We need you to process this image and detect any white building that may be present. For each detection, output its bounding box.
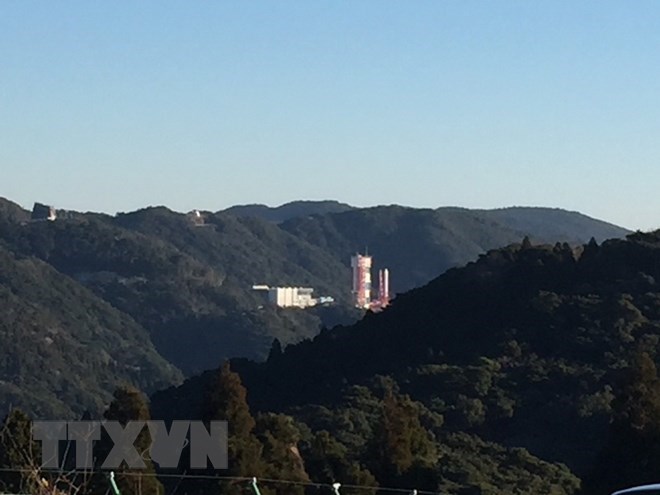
[268,287,317,308]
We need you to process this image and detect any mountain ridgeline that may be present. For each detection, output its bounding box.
[0,197,628,420]
[222,200,354,223]
[279,205,629,293]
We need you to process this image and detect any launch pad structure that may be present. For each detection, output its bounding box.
[351,252,390,311]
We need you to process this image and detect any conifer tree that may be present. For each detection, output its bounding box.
[255,413,309,495]
[612,352,660,433]
[204,361,265,494]
[304,430,347,483]
[304,430,377,495]
[366,387,438,487]
[93,386,163,495]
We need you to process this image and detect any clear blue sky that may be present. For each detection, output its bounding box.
[2,1,659,230]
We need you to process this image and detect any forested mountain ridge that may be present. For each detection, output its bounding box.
[111,206,353,303]
[0,198,30,223]
[475,206,630,245]
[0,198,628,380]
[279,205,629,293]
[222,200,354,223]
[0,209,350,376]
[152,230,660,494]
[0,196,631,430]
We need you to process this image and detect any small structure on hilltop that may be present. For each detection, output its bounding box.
[187,209,207,227]
[31,202,57,222]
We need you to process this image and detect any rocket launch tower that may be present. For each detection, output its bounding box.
[351,252,390,311]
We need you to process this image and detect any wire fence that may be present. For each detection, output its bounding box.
[0,467,443,495]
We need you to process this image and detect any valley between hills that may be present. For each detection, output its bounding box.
[4,197,654,494]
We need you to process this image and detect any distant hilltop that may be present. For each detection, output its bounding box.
[1,197,634,238]
[31,202,57,221]
[221,200,354,223]
[1,195,631,295]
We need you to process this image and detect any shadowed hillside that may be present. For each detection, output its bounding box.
[153,230,660,494]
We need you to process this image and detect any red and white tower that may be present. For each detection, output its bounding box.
[351,253,372,309]
[378,268,390,307]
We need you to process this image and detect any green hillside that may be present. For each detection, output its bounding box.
[112,206,353,302]
[152,231,660,494]
[0,196,635,452]
[0,198,631,380]
[0,244,182,418]
[0,204,358,375]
